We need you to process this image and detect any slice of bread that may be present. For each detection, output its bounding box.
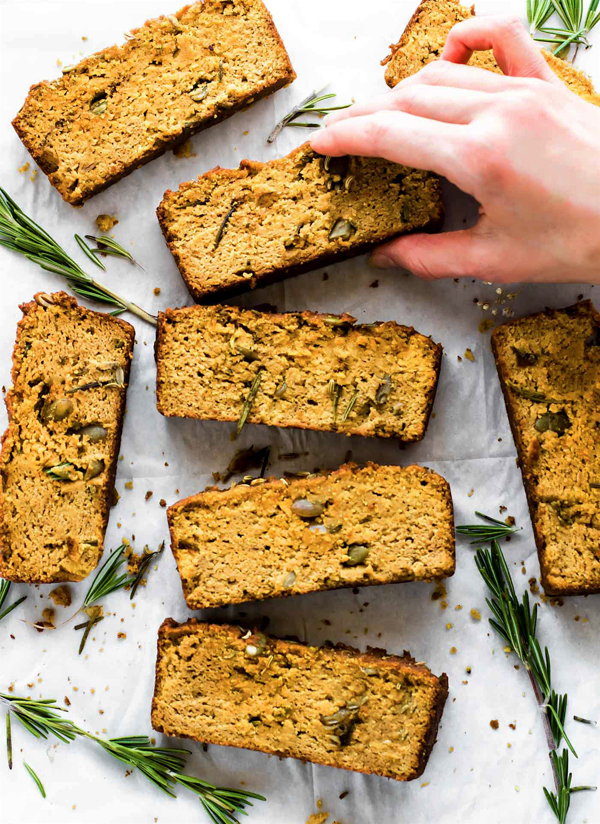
[492,301,600,596]
[13,0,295,205]
[382,0,600,106]
[152,619,449,781]
[168,462,456,609]
[0,293,134,583]
[155,304,442,442]
[157,142,443,303]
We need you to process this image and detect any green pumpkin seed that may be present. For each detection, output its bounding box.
[79,424,108,442]
[85,459,105,481]
[375,375,392,405]
[89,96,108,115]
[42,398,73,422]
[291,499,324,519]
[329,219,356,241]
[245,632,267,657]
[345,544,370,566]
[274,378,287,398]
[282,571,296,588]
[44,462,76,481]
[535,410,570,436]
[190,82,210,102]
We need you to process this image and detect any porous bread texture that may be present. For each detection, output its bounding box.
[12,0,295,206]
[0,293,134,583]
[157,143,444,303]
[382,0,600,106]
[152,619,449,781]
[169,462,456,608]
[492,301,600,596]
[155,304,442,441]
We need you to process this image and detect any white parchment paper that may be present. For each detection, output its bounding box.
[0,1,599,823]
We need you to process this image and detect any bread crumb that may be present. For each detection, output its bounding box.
[479,319,494,334]
[95,214,118,233]
[490,719,499,730]
[159,499,167,508]
[464,348,475,362]
[470,608,481,621]
[145,491,153,501]
[450,646,457,655]
[117,632,127,640]
[467,488,474,497]
[173,139,196,159]
[124,481,133,490]
[306,814,329,824]
[154,287,161,296]
[30,169,37,183]
[49,585,72,608]
[18,162,30,174]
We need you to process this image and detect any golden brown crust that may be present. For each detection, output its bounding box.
[152,618,449,781]
[167,461,456,608]
[492,301,600,596]
[382,0,600,107]
[156,142,444,303]
[154,304,443,442]
[12,0,295,206]
[0,292,135,583]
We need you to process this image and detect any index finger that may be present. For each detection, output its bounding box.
[442,14,562,84]
[309,109,464,180]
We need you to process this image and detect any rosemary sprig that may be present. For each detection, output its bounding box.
[0,579,27,623]
[0,189,156,326]
[528,0,600,59]
[83,545,130,607]
[0,692,264,823]
[455,511,522,544]
[24,762,46,798]
[84,234,137,264]
[459,515,596,824]
[267,87,351,143]
[235,367,264,437]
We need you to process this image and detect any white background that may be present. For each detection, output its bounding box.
[0,1,599,823]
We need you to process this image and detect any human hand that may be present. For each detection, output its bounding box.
[310,15,600,283]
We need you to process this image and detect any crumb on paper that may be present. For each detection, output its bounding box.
[159,499,167,508]
[95,214,118,233]
[154,287,161,296]
[450,646,457,655]
[117,632,127,640]
[467,488,474,497]
[306,814,329,824]
[470,608,481,621]
[18,162,30,174]
[431,582,447,603]
[490,719,499,730]
[479,318,494,334]
[464,348,475,362]
[173,139,196,159]
[145,491,153,501]
[30,169,37,183]
[49,585,72,608]
[124,481,133,490]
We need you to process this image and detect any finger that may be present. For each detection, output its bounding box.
[398,58,519,92]
[369,227,507,281]
[325,85,490,128]
[442,15,562,83]
[309,110,464,178]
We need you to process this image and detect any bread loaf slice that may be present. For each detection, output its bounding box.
[157,142,444,302]
[0,293,134,583]
[152,619,448,781]
[382,0,600,106]
[169,462,455,608]
[155,304,442,441]
[12,0,295,206]
[492,301,600,596]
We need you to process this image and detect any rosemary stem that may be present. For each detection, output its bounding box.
[526,666,562,795]
[90,279,157,326]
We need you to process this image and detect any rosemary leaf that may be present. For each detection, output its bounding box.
[0,692,264,821]
[0,580,27,623]
[236,368,264,437]
[267,87,351,143]
[6,712,12,770]
[83,545,130,607]
[23,762,46,798]
[75,234,106,271]
[0,189,156,326]
[455,511,522,544]
[214,202,238,249]
[129,542,165,600]
[341,387,359,423]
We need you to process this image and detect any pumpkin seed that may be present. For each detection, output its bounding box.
[291,499,324,519]
[79,424,108,442]
[322,314,355,327]
[245,632,267,657]
[236,345,260,362]
[85,459,105,481]
[282,571,296,588]
[329,219,356,241]
[166,13,182,30]
[44,462,76,481]
[114,366,125,386]
[190,82,210,102]
[375,375,392,405]
[320,698,365,747]
[508,383,557,403]
[42,398,73,422]
[512,347,538,366]
[323,155,350,178]
[345,544,370,566]
[89,96,108,115]
[309,524,328,535]
[274,378,288,398]
[535,410,571,436]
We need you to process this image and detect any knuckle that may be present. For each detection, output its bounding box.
[497,14,525,36]
[392,86,421,114]
[419,59,451,85]
[466,133,508,186]
[363,112,393,151]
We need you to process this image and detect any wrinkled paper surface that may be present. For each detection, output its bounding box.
[0,1,599,822]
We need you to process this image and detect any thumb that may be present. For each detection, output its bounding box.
[370,227,505,281]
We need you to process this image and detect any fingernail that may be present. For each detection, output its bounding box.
[369,253,395,269]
